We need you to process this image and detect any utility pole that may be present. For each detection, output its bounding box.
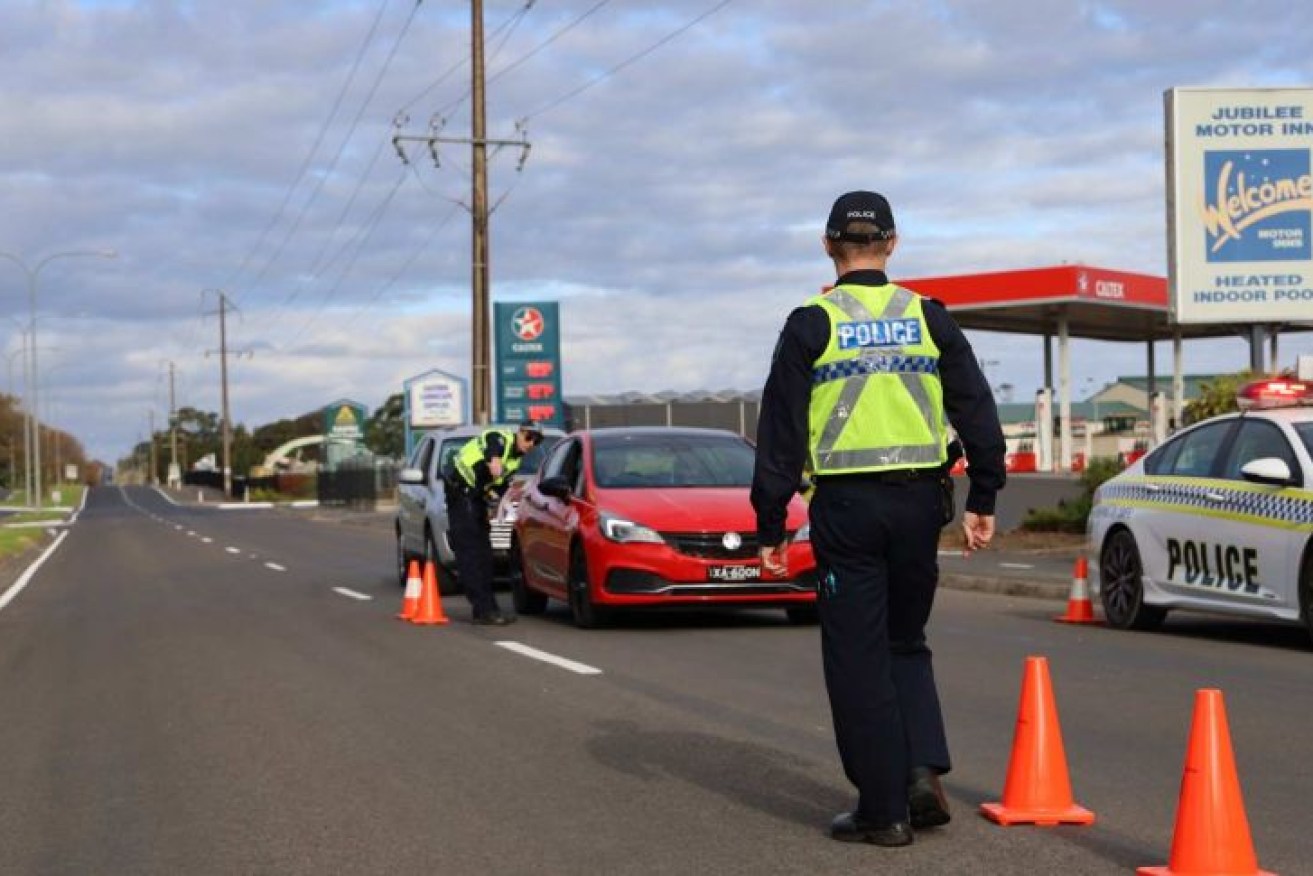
[163,359,179,487]
[203,290,249,497]
[392,0,531,425]
[148,408,158,486]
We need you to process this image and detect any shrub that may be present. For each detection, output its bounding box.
[1020,456,1123,533]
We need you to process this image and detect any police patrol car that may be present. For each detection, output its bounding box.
[1087,377,1313,641]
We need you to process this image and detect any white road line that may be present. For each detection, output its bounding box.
[0,530,70,613]
[265,562,287,572]
[201,537,213,544]
[495,641,603,676]
[225,547,241,555]
[333,587,372,601]
[187,531,197,537]
[999,562,1035,570]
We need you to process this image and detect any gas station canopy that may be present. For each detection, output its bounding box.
[897,264,1254,343]
[890,264,1312,472]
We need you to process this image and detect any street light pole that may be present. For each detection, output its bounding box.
[5,340,28,499]
[0,249,116,507]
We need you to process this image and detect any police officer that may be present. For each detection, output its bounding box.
[751,191,1005,847]
[445,421,545,625]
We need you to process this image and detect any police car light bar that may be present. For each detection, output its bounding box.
[1236,378,1313,409]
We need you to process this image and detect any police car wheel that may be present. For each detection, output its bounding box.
[568,543,608,629]
[509,539,547,615]
[1099,529,1166,631]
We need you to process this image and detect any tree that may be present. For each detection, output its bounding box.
[1183,371,1254,425]
[366,392,405,459]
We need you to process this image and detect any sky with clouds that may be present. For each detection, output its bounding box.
[3,0,1313,465]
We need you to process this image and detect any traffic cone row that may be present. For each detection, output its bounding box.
[982,656,1273,874]
[1054,555,1100,624]
[397,558,449,626]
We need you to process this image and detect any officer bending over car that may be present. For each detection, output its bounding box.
[444,421,545,625]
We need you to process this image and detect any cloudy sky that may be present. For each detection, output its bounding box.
[3,0,1313,465]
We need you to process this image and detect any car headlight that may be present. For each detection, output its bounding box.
[792,523,810,543]
[600,511,664,544]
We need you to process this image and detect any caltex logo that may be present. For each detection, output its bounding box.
[512,306,545,341]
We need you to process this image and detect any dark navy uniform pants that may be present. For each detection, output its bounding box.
[809,474,951,826]
[446,489,500,617]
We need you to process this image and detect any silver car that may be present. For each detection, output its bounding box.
[395,424,562,593]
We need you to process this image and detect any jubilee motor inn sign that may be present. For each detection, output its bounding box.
[1166,87,1313,324]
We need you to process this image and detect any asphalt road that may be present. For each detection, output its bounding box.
[1,485,1308,875]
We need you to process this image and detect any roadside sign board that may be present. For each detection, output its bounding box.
[1166,87,1313,324]
[402,368,469,459]
[323,399,367,441]
[494,301,564,427]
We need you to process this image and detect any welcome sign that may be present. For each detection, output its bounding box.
[1166,87,1313,323]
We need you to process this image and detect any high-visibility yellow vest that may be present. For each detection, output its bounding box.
[804,283,948,475]
[453,429,521,488]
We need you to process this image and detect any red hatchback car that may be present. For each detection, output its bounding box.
[510,426,817,627]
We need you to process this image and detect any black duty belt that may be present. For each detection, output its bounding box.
[817,468,942,485]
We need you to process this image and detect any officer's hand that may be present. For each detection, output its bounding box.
[759,544,788,578]
[962,512,995,554]
[488,457,504,479]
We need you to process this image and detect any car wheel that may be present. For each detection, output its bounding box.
[509,539,547,615]
[1099,529,1166,631]
[568,542,609,629]
[395,528,410,588]
[785,605,819,625]
[426,529,461,597]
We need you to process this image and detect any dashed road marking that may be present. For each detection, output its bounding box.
[225,547,241,555]
[333,587,372,601]
[495,641,603,676]
[999,562,1035,570]
[265,562,287,572]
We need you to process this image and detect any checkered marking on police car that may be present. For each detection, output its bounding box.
[812,355,939,385]
[1100,478,1313,530]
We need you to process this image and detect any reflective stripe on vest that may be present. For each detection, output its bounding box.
[805,285,947,473]
[453,429,521,487]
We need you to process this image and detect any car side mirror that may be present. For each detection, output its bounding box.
[538,475,574,502]
[1239,457,1294,486]
[398,467,425,485]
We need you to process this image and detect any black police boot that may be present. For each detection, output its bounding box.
[829,812,913,847]
[908,766,951,829]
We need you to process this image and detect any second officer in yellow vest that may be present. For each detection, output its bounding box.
[752,191,1006,848]
[445,421,544,625]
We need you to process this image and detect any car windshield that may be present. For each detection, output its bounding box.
[1294,422,1313,458]
[591,433,755,488]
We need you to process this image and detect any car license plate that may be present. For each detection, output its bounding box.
[708,564,761,582]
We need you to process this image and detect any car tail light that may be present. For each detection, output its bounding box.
[1236,378,1312,409]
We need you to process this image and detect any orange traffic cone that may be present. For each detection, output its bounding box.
[981,656,1095,826]
[1138,689,1274,875]
[409,559,450,626]
[1056,555,1100,624]
[396,559,423,620]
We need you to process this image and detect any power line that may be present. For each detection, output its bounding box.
[431,0,611,121]
[523,0,734,122]
[397,0,535,115]
[236,0,424,306]
[223,0,398,295]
